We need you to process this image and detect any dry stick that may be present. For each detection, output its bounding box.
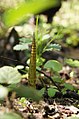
[0,56,61,91]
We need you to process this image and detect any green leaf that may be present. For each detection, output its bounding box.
[44,60,62,72]
[36,57,45,67]
[13,44,29,51]
[9,84,43,102]
[38,88,45,97]
[13,38,32,51]
[0,85,8,99]
[19,37,32,44]
[42,34,50,40]
[2,0,59,27]
[77,90,79,95]
[64,83,74,91]
[46,43,61,51]
[65,115,79,119]
[65,59,79,67]
[53,76,62,83]
[48,87,58,97]
[19,97,26,103]
[0,112,22,119]
[61,88,67,95]
[15,65,24,69]
[0,66,21,84]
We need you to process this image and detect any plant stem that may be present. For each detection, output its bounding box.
[28,34,36,87]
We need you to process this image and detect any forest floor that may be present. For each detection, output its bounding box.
[0,25,79,119]
[0,46,79,119]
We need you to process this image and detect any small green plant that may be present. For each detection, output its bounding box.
[1,0,78,103]
[0,26,77,101]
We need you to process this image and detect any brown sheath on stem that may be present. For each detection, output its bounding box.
[28,34,36,87]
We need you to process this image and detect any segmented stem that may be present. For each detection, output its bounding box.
[28,35,36,87]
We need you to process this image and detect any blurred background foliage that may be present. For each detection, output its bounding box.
[0,0,60,36]
[1,0,59,27]
[0,0,79,61]
[53,0,79,47]
[54,0,79,28]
